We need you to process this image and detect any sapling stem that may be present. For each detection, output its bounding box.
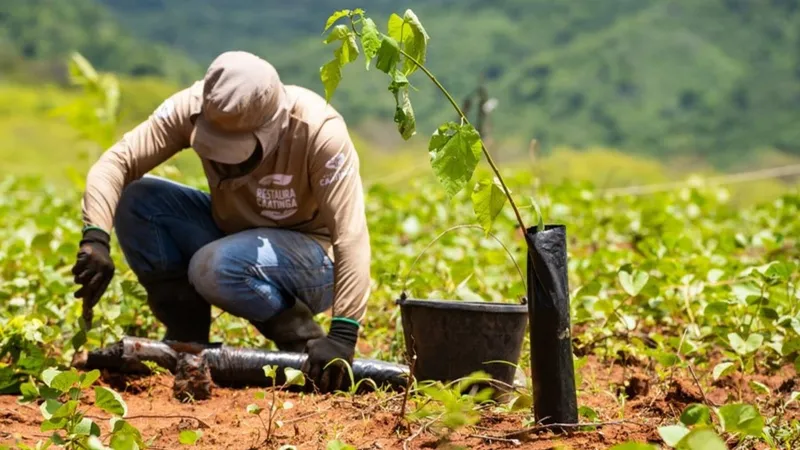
[396,48,528,234]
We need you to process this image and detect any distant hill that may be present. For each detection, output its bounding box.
[0,0,199,82]
[4,0,800,167]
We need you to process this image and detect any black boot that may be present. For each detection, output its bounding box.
[139,269,212,344]
[250,300,324,352]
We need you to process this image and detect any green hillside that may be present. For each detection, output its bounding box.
[2,0,800,169]
[0,0,200,83]
[96,0,800,167]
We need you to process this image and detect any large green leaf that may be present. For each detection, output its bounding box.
[360,18,381,69]
[40,417,68,432]
[109,418,144,450]
[428,122,482,197]
[472,177,507,233]
[619,269,649,297]
[386,10,429,75]
[320,59,342,103]
[333,31,359,66]
[658,425,690,447]
[73,417,101,437]
[400,10,429,75]
[718,403,765,437]
[19,381,39,402]
[744,333,764,354]
[40,399,62,420]
[41,368,61,388]
[109,432,140,450]
[80,370,101,388]
[680,404,712,426]
[389,73,415,140]
[50,370,80,393]
[94,387,127,417]
[323,10,352,32]
[387,13,404,42]
[375,36,400,74]
[728,333,763,355]
[676,429,727,450]
[283,367,306,387]
[712,362,736,380]
[52,400,78,419]
[324,25,349,44]
[765,260,795,281]
[179,430,203,445]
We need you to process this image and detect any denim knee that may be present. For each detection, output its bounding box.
[188,239,287,322]
[187,241,224,302]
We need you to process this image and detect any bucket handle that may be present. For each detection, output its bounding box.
[398,224,526,303]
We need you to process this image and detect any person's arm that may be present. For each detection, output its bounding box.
[82,83,199,233]
[73,83,199,326]
[308,116,371,325]
[301,114,371,392]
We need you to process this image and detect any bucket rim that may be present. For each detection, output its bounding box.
[396,297,528,313]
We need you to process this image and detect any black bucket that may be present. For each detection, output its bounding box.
[396,297,528,389]
[396,225,528,390]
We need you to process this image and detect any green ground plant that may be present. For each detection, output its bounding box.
[16,367,146,450]
[246,365,307,444]
[1,126,798,448]
[405,371,495,441]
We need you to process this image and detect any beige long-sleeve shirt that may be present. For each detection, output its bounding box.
[81,81,371,323]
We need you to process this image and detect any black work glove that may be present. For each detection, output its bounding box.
[72,228,115,327]
[301,319,358,393]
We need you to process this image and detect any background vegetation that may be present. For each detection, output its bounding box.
[5,0,800,171]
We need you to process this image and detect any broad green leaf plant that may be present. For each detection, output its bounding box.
[320,8,535,235]
[16,367,147,450]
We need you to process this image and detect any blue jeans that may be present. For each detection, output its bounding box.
[113,175,335,323]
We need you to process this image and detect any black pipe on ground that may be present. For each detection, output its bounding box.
[525,225,578,426]
[73,337,409,396]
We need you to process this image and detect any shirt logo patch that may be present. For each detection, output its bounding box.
[325,152,346,170]
[256,173,297,220]
[319,165,353,187]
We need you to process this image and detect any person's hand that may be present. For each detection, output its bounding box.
[72,228,115,327]
[301,319,358,393]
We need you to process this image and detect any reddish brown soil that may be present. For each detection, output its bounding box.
[1,356,797,450]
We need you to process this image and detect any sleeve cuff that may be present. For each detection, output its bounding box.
[80,227,111,250]
[331,317,360,328]
[328,317,359,347]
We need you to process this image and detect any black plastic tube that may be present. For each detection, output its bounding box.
[77,337,409,392]
[525,225,578,425]
[202,347,409,391]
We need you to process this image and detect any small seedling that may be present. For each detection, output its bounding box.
[246,365,306,444]
[405,371,495,442]
[18,366,146,450]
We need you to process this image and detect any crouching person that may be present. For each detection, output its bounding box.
[70,51,371,393]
